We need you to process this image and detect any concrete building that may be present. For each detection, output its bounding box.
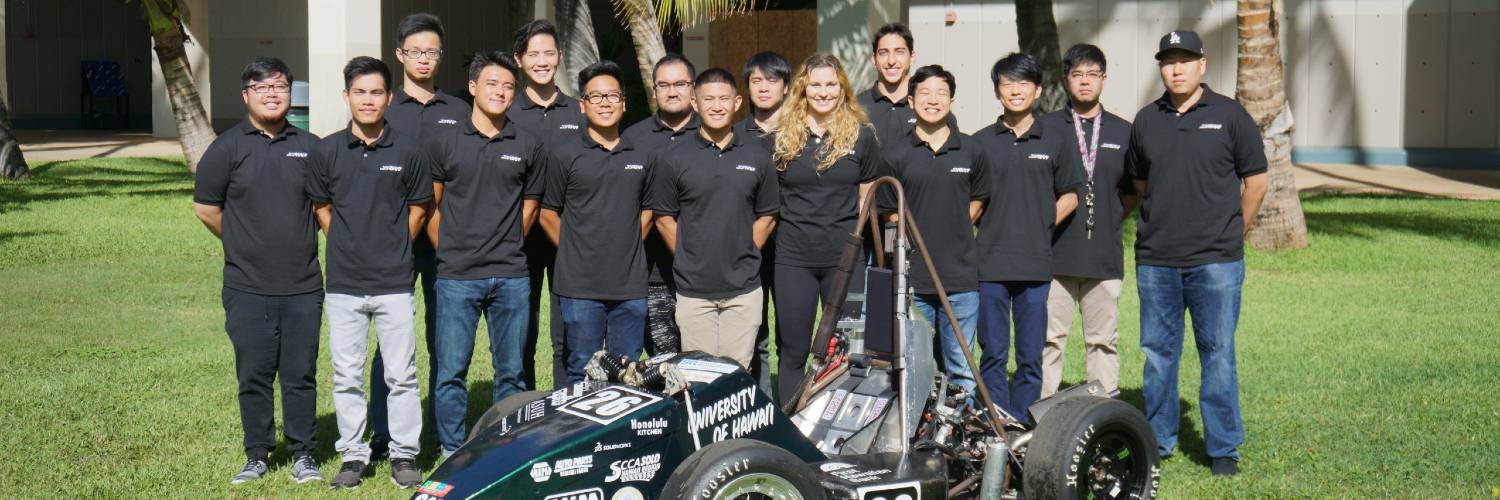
[3,0,1495,168]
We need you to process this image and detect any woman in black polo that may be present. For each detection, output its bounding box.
[768,53,881,406]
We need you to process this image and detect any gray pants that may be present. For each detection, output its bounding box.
[327,293,421,462]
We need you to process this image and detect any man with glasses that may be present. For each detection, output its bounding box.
[510,19,582,391]
[423,51,546,459]
[1128,31,1267,476]
[194,57,324,486]
[374,12,466,460]
[307,56,429,489]
[651,68,779,368]
[1039,44,1135,401]
[624,53,699,357]
[538,61,650,382]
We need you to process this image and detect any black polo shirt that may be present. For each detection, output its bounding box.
[974,117,1084,282]
[306,124,435,295]
[878,129,990,294]
[859,86,959,145]
[1042,109,1134,280]
[542,133,652,300]
[194,120,322,295]
[625,113,702,285]
[733,116,773,152]
[1128,85,1267,267]
[509,88,585,141]
[385,87,469,140]
[650,131,780,299]
[775,126,881,268]
[425,120,546,280]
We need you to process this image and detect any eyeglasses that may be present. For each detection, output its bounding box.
[523,50,559,59]
[244,83,291,94]
[1068,71,1105,80]
[399,48,443,60]
[584,92,624,104]
[654,81,692,92]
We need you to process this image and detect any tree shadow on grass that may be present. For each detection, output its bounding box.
[1302,195,1500,249]
[312,379,495,473]
[1,158,194,213]
[0,230,58,245]
[1115,387,1207,467]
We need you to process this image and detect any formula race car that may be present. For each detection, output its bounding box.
[413,178,1160,500]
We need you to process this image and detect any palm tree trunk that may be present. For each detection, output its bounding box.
[555,0,602,96]
[617,0,667,113]
[143,0,214,174]
[1015,0,1067,113]
[1237,0,1308,250]
[0,90,31,181]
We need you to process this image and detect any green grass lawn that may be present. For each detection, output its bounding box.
[1,157,1497,498]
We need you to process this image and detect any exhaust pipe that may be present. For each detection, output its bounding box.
[979,437,1009,500]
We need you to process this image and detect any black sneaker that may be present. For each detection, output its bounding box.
[329,461,366,489]
[1211,457,1240,476]
[230,457,269,485]
[390,457,422,488]
[289,454,323,484]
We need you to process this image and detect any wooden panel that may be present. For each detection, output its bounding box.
[1444,0,1499,148]
[1402,0,1449,147]
[709,9,817,124]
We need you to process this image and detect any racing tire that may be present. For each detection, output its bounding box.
[466,390,549,444]
[1022,396,1160,500]
[662,439,826,500]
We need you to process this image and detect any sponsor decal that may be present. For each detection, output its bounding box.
[501,154,523,162]
[949,166,971,173]
[829,466,893,484]
[624,164,645,170]
[554,455,593,477]
[531,461,553,482]
[631,417,668,436]
[416,480,453,497]
[604,453,663,483]
[1027,153,1051,160]
[438,118,459,125]
[380,165,403,172]
[550,383,588,406]
[821,389,848,421]
[611,486,645,500]
[1102,143,1123,150]
[560,124,581,130]
[1199,123,1223,130]
[678,359,737,374]
[285,151,309,158]
[559,386,664,425]
[700,458,751,498]
[595,441,631,452]
[545,487,605,500]
[819,462,855,473]
[735,165,757,172]
[861,397,890,427]
[522,400,546,421]
[1066,424,1095,488]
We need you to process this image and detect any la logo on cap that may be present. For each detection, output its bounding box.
[1169,32,1181,44]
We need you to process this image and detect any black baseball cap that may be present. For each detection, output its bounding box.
[1155,30,1205,60]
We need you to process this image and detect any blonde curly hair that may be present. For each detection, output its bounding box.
[771,53,871,172]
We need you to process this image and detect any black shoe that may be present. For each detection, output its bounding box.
[1211,457,1240,476]
[390,457,422,488]
[330,461,367,489]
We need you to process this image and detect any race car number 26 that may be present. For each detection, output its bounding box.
[559,386,663,425]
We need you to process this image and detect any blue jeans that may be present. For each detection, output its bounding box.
[433,276,530,452]
[913,292,979,392]
[560,296,646,383]
[1138,260,1245,460]
[978,281,1050,425]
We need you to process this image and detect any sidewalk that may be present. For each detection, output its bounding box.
[13,129,1500,201]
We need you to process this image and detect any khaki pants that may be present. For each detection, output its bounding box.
[1041,276,1121,397]
[676,288,763,368]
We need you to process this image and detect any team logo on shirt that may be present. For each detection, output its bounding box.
[950,166,971,173]
[624,164,644,170]
[501,154,523,162]
[1027,153,1051,160]
[559,124,580,130]
[380,165,403,172]
[1199,123,1224,130]
[438,119,459,125]
[735,165,757,172]
[285,151,309,158]
[1102,143,1123,150]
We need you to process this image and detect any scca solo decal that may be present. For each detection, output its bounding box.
[559,386,664,425]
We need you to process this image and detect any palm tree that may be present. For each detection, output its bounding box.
[1015,0,1067,113]
[555,0,602,96]
[139,0,215,174]
[0,90,30,181]
[612,0,761,112]
[1236,0,1308,250]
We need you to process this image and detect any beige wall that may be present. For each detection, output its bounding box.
[907,0,1500,153]
[207,0,309,131]
[820,0,907,91]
